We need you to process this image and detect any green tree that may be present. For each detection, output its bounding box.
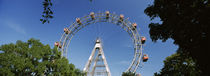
[122,71,136,76]
[154,49,201,76]
[0,38,84,76]
[144,0,209,75]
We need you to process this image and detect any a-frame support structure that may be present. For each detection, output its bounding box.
[83,39,111,76]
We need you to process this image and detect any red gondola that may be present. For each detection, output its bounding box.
[141,37,146,44]
[54,42,59,46]
[143,54,149,62]
[132,23,137,30]
[54,42,62,48]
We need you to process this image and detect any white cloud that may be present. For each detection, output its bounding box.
[5,21,26,35]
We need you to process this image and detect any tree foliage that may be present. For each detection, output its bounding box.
[40,0,53,24]
[0,38,85,76]
[144,0,210,75]
[40,0,93,24]
[122,71,136,76]
[154,49,201,76]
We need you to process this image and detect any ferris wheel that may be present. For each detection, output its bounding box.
[54,11,148,73]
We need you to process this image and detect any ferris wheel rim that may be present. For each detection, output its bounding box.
[57,11,145,73]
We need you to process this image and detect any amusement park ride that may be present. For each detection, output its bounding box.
[83,38,111,76]
[54,11,148,76]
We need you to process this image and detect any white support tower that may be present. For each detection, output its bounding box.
[83,38,111,76]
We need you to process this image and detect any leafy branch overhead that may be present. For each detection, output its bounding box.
[40,0,53,24]
[144,0,210,75]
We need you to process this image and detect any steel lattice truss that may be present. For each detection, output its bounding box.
[57,11,145,73]
[83,39,111,76]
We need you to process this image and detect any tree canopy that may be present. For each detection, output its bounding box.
[144,0,210,75]
[0,38,84,76]
[122,71,136,76]
[154,49,201,76]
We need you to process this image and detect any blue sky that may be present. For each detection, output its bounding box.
[0,0,178,76]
